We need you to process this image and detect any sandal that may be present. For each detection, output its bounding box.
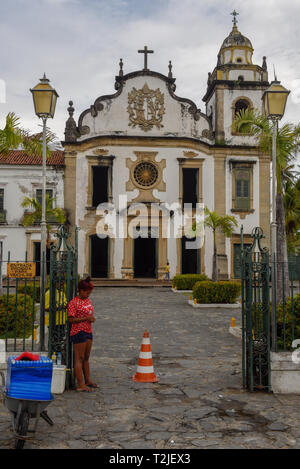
[76,386,94,392]
[86,382,99,388]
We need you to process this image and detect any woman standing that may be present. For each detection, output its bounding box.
[68,277,98,392]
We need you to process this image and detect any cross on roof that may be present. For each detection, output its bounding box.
[231,10,239,26]
[138,46,154,71]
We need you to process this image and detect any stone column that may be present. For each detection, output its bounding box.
[214,153,228,279]
[215,87,225,143]
[259,156,271,248]
[158,215,168,279]
[121,216,134,279]
[64,150,77,244]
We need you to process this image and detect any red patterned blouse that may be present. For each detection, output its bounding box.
[68,296,94,336]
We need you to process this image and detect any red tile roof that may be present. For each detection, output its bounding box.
[0,150,64,166]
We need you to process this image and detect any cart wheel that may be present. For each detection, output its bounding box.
[15,411,29,450]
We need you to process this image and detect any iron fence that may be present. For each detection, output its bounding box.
[241,227,271,392]
[0,227,78,371]
[0,254,42,353]
[271,259,300,352]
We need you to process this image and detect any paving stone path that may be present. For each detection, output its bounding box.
[1,287,300,449]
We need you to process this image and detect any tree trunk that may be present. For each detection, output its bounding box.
[276,193,289,301]
[212,232,218,282]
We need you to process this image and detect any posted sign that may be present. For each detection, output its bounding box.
[7,263,36,279]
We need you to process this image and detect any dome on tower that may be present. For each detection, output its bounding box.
[217,12,254,66]
[221,25,253,50]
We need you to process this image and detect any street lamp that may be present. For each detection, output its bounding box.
[262,79,290,351]
[30,74,59,351]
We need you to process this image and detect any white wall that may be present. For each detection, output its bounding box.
[228,70,255,81]
[76,145,215,278]
[0,165,64,274]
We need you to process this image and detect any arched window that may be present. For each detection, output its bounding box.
[238,75,244,82]
[234,99,249,116]
[236,57,242,63]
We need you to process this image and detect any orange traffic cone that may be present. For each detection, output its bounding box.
[133,330,158,383]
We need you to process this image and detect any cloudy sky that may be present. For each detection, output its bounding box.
[1,0,300,141]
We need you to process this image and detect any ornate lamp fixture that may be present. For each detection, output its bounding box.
[30,74,59,118]
[262,80,290,120]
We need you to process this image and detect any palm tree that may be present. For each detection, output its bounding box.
[0,112,55,155]
[200,207,238,281]
[232,108,300,297]
[284,177,300,254]
[21,195,66,247]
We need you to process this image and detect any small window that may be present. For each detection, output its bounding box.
[234,99,249,116]
[92,166,108,206]
[236,57,242,63]
[235,169,250,210]
[36,189,53,208]
[0,189,4,211]
[182,168,198,208]
[238,75,244,81]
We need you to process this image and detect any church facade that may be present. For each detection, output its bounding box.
[63,17,271,280]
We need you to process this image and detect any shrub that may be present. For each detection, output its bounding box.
[276,294,300,350]
[17,281,41,300]
[193,280,241,304]
[172,274,209,290]
[0,294,35,338]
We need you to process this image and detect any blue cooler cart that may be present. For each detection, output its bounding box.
[0,356,55,449]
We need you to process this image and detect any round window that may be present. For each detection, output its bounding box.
[133,161,158,187]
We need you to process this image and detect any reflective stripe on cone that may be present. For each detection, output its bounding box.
[133,330,158,383]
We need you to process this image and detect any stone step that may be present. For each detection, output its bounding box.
[90,278,172,287]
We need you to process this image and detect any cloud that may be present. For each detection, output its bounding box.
[0,0,299,142]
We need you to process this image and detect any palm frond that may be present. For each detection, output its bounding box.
[0,112,57,157]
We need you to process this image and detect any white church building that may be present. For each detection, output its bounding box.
[63,16,271,280]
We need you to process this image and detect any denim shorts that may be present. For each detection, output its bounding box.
[70,331,93,344]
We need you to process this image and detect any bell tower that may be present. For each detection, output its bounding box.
[203,11,269,144]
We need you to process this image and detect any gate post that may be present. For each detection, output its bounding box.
[241,227,271,392]
[48,225,78,390]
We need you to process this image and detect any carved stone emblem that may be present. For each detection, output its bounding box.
[127,83,165,132]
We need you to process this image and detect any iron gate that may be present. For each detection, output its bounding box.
[241,227,271,392]
[48,226,78,389]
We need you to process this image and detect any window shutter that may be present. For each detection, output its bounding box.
[0,189,4,211]
[36,189,53,207]
[36,189,42,205]
[235,169,250,210]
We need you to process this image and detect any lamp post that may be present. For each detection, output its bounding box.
[30,74,58,351]
[262,79,290,351]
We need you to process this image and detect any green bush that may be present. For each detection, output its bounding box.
[172,274,209,290]
[17,282,41,300]
[0,294,35,338]
[276,294,300,350]
[193,281,241,304]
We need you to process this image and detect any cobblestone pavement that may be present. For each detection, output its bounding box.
[1,287,300,449]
